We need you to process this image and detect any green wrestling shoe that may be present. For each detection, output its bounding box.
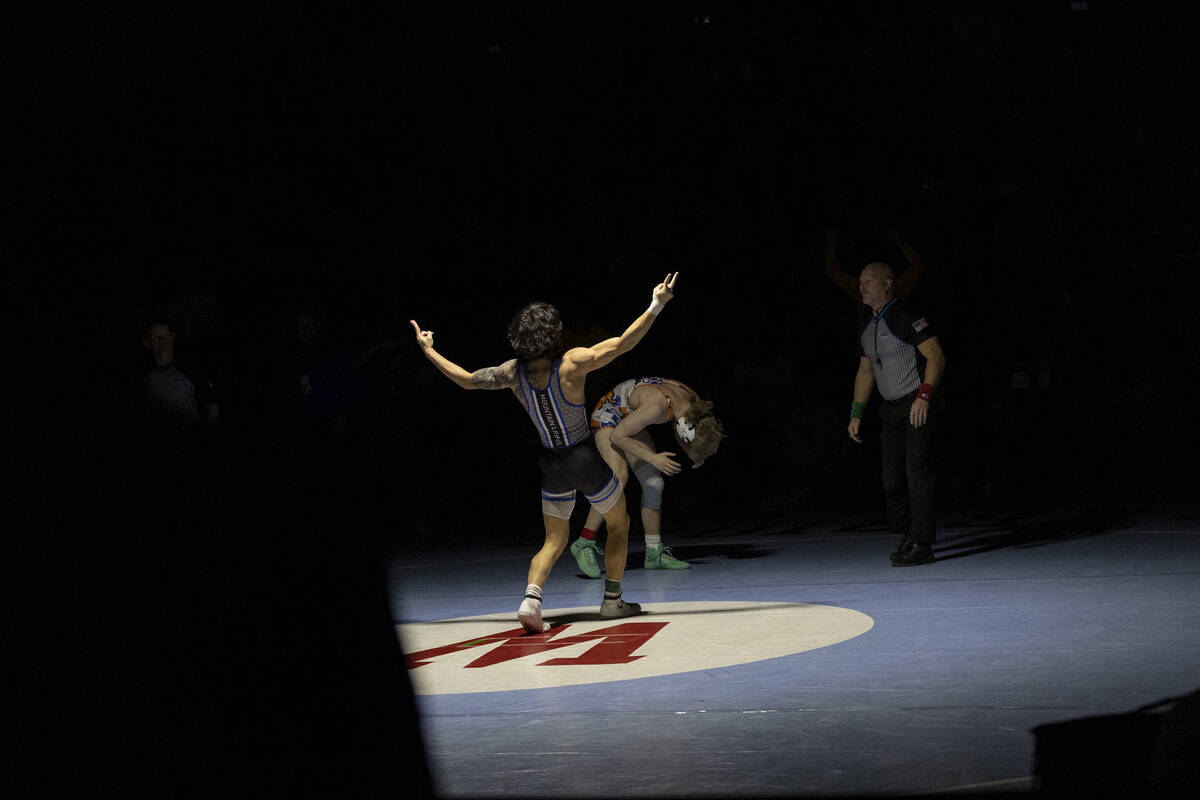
[570,537,604,578]
[644,544,690,570]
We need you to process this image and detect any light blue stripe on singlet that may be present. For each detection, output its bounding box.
[546,361,570,445]
[520,363,552,444]
[586,475,620,504]
[551,361,592,446]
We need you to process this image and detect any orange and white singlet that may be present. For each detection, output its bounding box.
[589,377,696,430]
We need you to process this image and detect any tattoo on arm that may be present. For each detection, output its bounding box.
[471,359,517,390]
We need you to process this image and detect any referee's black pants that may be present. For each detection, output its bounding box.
[878,390,940,545]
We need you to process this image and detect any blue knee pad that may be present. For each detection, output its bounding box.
[634,463,665,510]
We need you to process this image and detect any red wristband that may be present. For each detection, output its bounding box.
[917,382,934,401]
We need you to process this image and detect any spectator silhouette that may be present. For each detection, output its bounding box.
[731,321,802,497]
[264,301,360,502]
[139,317,219,439]
[136,316,220,495]
[354,331,437,532]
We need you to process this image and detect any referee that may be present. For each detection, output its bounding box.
[848,262,947,566]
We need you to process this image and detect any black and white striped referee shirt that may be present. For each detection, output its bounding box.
[859,297,935,401]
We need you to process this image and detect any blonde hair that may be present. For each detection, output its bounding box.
[682,399,725,461]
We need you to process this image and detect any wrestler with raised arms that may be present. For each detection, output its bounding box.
[411,273,678,632]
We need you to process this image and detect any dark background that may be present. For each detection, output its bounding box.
[20,2,1198,793]
[29,2,1198,529]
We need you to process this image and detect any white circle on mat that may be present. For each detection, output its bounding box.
[399,601,874,695]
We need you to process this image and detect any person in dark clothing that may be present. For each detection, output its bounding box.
[140,319,219,438]
[265,308,359,435]
[847,262,947,566]
[263,306,360,502]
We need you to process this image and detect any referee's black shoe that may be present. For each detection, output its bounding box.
[891,541,935,567]
[889,537,911,562]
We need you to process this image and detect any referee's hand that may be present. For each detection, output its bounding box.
[910,398,929,428]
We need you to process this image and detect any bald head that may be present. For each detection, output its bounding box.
[861,262,895,282]
[858,262,896,312]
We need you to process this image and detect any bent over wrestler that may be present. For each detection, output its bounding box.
[570,377,724,577]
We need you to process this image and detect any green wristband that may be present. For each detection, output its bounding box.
[850,401,866,420]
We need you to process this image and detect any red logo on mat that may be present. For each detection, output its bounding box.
[406,622,669,668]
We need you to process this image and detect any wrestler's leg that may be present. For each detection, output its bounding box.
[572,429,625,578]
[582,428,629,532]
[582,505,604,535]
[598,492,641,618]
[629,430,689,569]
[528,513,570,587]
[573,438,641,618]
[518,513,571,633]
[598,492,629,581]
[642,507,662,537]
[629,430,661,539]
[520,474,574,632]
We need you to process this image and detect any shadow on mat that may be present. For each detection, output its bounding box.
[932,507,1135,562]
[622,542,776,571]
[831,518,890,533]
[546,601,809,625]
[569,542,776,577]
[406,602,818,627]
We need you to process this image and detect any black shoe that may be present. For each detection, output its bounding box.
[889,537,911,562]
[891,541,935,567]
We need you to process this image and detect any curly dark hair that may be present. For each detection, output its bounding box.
[507,301,564,361]
[682,399,725,461]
